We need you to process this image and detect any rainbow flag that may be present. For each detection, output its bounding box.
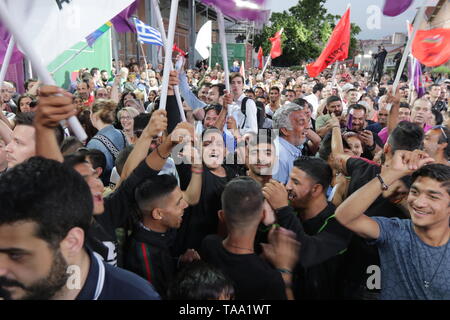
[86,21,113,47]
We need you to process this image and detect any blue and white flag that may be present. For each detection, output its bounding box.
[134,18,163,46]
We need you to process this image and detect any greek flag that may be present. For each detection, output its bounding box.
[134,18,163,46]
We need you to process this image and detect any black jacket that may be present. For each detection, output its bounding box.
[123,224,178,299]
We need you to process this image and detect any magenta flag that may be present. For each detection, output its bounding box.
[382,0,413,17]
[201,0,269,22]
[111,0,139,33]
[409,58,425,98]
[0,21,23,64]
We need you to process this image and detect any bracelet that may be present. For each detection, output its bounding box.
[367,143,376,151]
[276,268,293,275]
[376,174,389,191]
[191,168,203,174]
[156,146,169,160]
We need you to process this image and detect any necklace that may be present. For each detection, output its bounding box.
[422,234,449,289]
[225,243,254,253]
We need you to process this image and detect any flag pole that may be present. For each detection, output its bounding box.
[154,0,178,113]
[260,56,271,76]
[50,44,90,74]
[391,4,427,94]
[331,61,339,86]
[0,1,87,141]
[216,8,230,92]
[111,29,120,76]
[0,36,15,90]
[150,0,186,122]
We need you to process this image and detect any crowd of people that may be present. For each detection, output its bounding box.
[0,52,449,300]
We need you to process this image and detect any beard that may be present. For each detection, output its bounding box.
[0,249,69,300]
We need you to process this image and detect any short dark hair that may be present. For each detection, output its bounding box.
[399,102,410,109]
[221,176,264,227]
[293,156,332,193]
[167,260,234,300]
[86,149,106,171]
[0,157,92,248]
[431,109,443,125]
[313,83,325,94]
[24,78,38,91]
[15,111,35,126]
[90,67,99,77]
[293,98,308,108]
[388,121,424,154]
[269,86,280,94]
[211,83,226,97]
[135,174,178,213]
[411,164,450,195]
[326,95,341,106]
[63,151,89,168]
[204,104,222,116]
[133,113,152,138]
[348,103,367,114]
[60,137,84,156]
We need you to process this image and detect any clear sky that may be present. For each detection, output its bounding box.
[266,0,421,40]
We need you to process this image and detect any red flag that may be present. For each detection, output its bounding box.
[306,8,351,78]
[412,28,450,67]
[173,43,187,56]
[269,29,283,59]
[257,46,263,69]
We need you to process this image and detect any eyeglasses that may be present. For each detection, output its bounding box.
[120,116,132,121]
[432,125,448,140]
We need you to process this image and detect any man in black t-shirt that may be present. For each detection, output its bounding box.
[201,177,299,300]
[263,157,352,299]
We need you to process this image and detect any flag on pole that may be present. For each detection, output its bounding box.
[382,0,413,17]
[86,21,113,47]
[195,20,212,60]
[111,0,139,33]
[409,59,425,98]
[173,43,187,56]
[269,29,283,59]
[306,8,351,78]
[134,18,163,46]
[3,0,135,67]
[257,46,263,69]
[412,28,450,67]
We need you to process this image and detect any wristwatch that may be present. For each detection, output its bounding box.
[376,174,389,191]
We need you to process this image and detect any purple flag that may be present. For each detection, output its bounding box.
[409,58,425,98]
[0,21,23,64]
[382,0,413,17]
[111,0,139,33]
[201,0,269,22]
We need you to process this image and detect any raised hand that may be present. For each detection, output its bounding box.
[34,86,77,129]
[262,179,289,210]
[143,109,168,138]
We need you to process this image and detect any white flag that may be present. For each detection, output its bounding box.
[195,20,212,60]
[5,0,134,67]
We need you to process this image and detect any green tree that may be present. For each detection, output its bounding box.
[253,0,361,67]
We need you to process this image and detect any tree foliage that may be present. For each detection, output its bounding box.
[253,0,361,67]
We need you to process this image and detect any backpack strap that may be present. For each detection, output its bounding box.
[240,97,249,129]
[91,134,121,160]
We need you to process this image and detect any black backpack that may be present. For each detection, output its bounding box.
[241,97,265,129]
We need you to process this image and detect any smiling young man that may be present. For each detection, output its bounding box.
[336,151,449,300]
[0,157,159,300]
[124,174,202,298]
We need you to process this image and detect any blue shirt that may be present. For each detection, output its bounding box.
[273,137,303,185]
[178,72,206,110]
[370,217,450,300]
[76,250,160,300]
